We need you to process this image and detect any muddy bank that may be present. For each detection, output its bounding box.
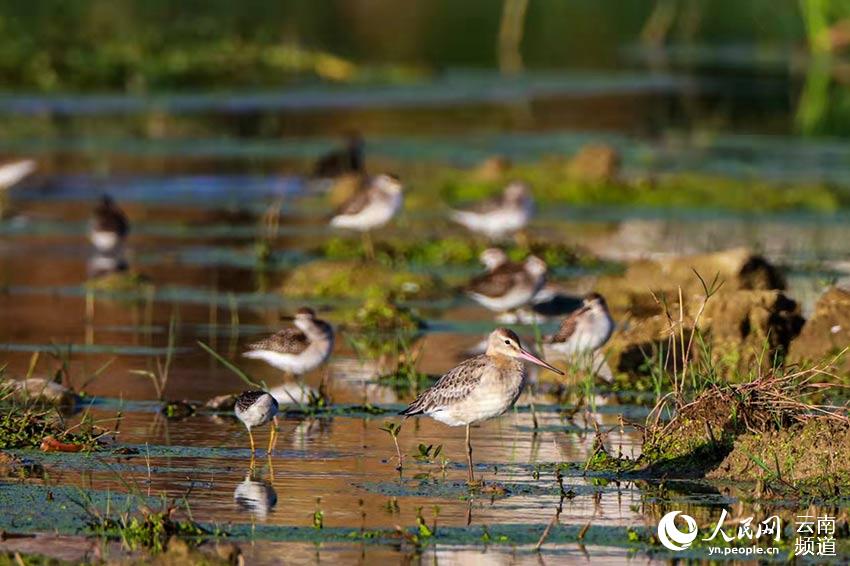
[595,372,850,497]
[788,286,850,375]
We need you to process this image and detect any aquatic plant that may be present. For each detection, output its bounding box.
[379,421,404,471]
[0,381,109,451]
[85,497,208,554]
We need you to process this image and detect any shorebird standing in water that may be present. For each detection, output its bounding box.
[243,308,334,379]
[329,174,403,260]
[234,390,279,456]
[466,255,547,315]
[401,328,563,484]
[90,195,129,253]
[450,181,533,240]
[544,293,614,359]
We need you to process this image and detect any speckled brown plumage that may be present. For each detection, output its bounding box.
[548,304,590,343]
[246,328,311,355]
[466,261,531,298]
[235,390,269,412]
[400,354,524,418]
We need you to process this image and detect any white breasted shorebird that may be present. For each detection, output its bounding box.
[0,159,36,190]
[329,174,403,259]
[466,255,547,314]
[243,307,334,378]
[90,195,129,253]
[479,248,509,271]
[544,293,614,359]
[450,181,533,240]
[234,390,279,455]
[401,328,563,484]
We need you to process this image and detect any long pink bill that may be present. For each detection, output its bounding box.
[517,347,565,375]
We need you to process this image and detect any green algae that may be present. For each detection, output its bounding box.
[280,259,440,300]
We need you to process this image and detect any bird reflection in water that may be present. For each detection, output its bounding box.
[234,470,278,520]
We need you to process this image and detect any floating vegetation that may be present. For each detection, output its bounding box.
[85,270,153,293]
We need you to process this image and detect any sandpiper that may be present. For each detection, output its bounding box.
[313,132,365,178]
[0,159,36,190]
[243,307,334,378]
[450,181,533,240]
[544,293,614,358]
[234,390,279,455]
[466,255,547,314]
[479,248,509,271]
[90,195,129,253]
[329,174,403,259]
[401,328,563,484]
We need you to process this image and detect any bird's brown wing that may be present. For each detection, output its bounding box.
[466,262,524,298]
[334,187,372,216]
[247,328,310,354]
[461,194,503,214]
[401,356,488,415]
[548,305,589,344]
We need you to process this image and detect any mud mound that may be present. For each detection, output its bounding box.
[640,371,845,479]
[788,286,850,374]
[708,418,850,496]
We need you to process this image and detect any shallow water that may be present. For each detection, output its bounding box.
[2,67,850,563]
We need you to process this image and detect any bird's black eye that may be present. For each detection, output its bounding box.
[504,340,510,345]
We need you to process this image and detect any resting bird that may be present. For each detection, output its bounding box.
[544,293,614,359]
[243,308,334,378]
[450,181,533,240]
[329,174,403,259]
[401,328,563,484]
[466,255,547,314]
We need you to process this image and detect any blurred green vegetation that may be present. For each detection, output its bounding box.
[0,0,819,92]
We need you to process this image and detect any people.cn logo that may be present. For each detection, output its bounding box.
[657,511,699,551]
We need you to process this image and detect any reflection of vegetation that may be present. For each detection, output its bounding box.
[796,0,850,136]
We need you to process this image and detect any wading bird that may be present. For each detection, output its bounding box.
[400,328,563,484]
[450,181,533,240]
[234,390,279,456]
[243,308,334,379]
[329,174,403,259]
[90,195,129,253]
[466,255,547,314]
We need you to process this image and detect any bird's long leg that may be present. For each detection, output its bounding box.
[362,231,375,261]
[267,416,280,454]
[248,428,256,454]
[465,423,475,484]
